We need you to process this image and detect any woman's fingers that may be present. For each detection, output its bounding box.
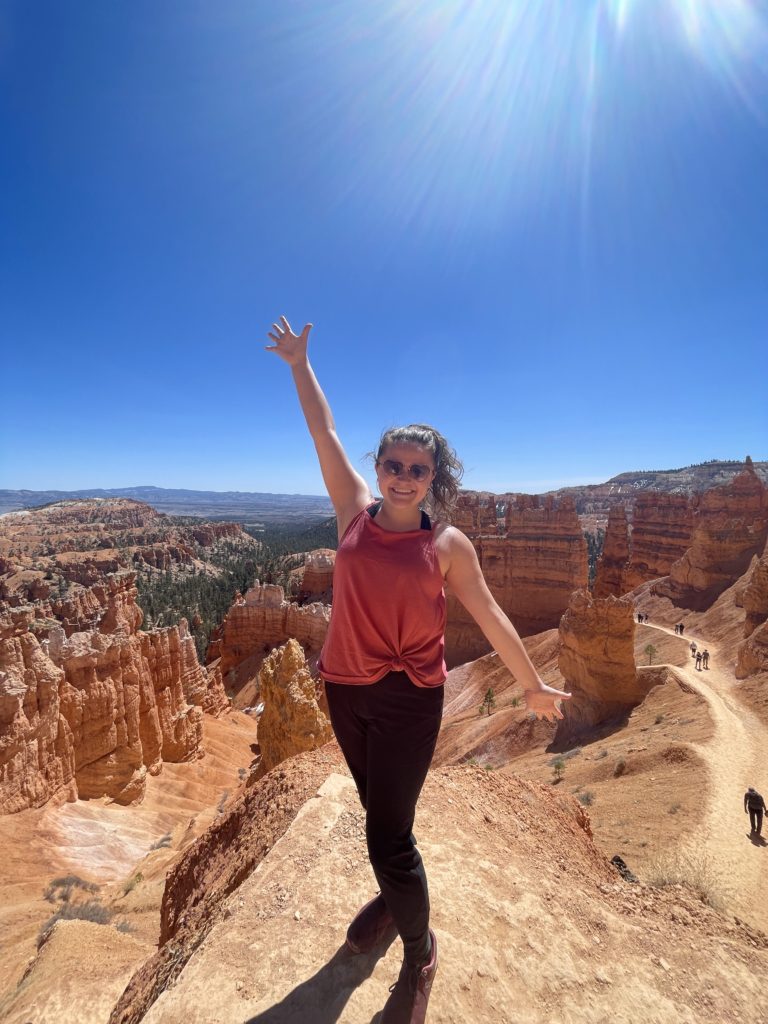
[272,323,283,335]
[280,315,292,333]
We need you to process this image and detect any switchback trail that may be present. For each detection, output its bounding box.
[645,621,768,934]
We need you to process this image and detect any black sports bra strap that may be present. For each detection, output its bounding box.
[368,502,431,530]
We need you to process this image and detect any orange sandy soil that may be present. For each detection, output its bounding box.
[0,710,258,1005]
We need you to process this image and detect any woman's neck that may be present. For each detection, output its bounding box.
[373,499,422,532]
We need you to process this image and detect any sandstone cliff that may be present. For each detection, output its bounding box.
[0,500,240,813]
[621,492,694,592]
[735,544,768,679]
[254,639,333,779]
[659,460,768,611]
[446,493,588,665]
[556,589,655,738]
[296,549,335,603]
[592,504,629,598]
[215,582,329,677]
[0,604,229,812]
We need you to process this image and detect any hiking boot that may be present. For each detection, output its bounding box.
[345,893,395,954]
[381,929,438,1024]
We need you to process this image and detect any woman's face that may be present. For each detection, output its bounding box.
[375,442,436,509]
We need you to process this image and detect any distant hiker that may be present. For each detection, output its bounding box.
[637,612,643,623]
[266,314,571,1023]
[690,641,697,657]
[679,623,685,636]
[744,787,766,836]
[695,651,702,670]
[702,649,710,669]
[674,623,679,634]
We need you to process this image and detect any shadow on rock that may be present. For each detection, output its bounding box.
[245,940,394,1024]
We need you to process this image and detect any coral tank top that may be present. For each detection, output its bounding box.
[317,502,447,687]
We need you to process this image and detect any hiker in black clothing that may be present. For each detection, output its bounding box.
[702,649,710,669]
[695,651,702,670]
[745,788,766,836]
[637,612,643,623]
[679,624,685,636]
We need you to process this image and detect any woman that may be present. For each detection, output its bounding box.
[266,316,570,1024]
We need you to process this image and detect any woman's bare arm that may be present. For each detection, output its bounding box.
[266,317,371,533]
[442,527,571,720]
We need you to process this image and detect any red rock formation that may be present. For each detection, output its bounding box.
[446,494,588,666]
[254,640,332,779]
[593,505,630,598]
[556,589,655,738]
[0,631,77,813]
[621,493,694,593]
[298,549,335,603]
[0,499,238,812]
[736,544,768,679]
[450,492,498,539]
[217,582,330,677]
[741,547,768,637]
[0,609,228,812]
[659,461,768,611]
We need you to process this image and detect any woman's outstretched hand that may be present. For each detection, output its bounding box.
[524,680,572,722]
[265,315,313,366]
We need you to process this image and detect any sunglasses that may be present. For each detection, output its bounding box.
[376,459,434,482]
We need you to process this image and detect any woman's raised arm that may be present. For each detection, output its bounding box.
[266,316,371,534]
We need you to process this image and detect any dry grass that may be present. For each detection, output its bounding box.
[644,848,734,912]
[37,900,114,948]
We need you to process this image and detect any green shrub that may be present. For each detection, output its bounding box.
[552,759,566,781]
[613,759,627,778]
[577,790,595,806]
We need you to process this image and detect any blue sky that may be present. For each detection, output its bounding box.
[1,1,766,495]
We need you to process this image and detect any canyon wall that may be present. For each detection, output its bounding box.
[0,572,228,812]
[659,461,768,611]
[621,493,694,592]
[214,582,330,677]
[592,505,629,599]
[0,500,243,813]
[446,493,588,666]
[297,549,335,603]
[736,544,768,679]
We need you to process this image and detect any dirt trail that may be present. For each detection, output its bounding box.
[645,621,768,932]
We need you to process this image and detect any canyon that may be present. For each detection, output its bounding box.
[0,501,256,811]
[2,458,768,1023]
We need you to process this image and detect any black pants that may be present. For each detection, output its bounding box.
[325,670,444,965]
[749,808,763,835]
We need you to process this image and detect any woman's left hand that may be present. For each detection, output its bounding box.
[523,681,571,721]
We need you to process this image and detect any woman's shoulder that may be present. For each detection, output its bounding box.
[432,521,474,551]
